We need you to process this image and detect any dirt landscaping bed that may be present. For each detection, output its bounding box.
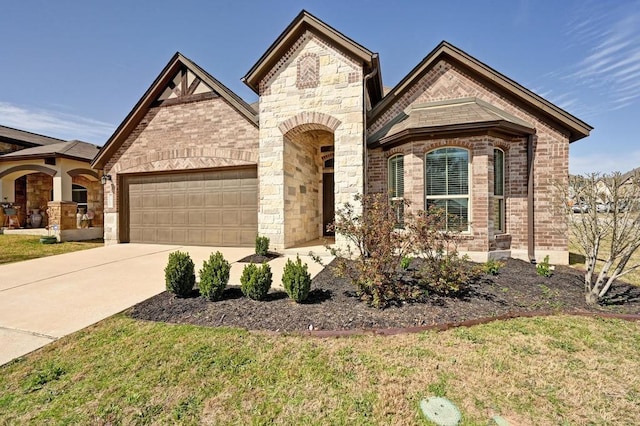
[129,258,640,333]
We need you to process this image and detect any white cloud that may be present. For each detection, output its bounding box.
[0,102,114,144]
[564,2,640,112]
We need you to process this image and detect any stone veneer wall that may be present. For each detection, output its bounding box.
[103,96,259,244]
[0,142,21,154]
[73,176,104,227]
[258,31,365,249]
[283,135,322,246]
[46,201,77,231]
[27,173,53,227]
[368,59,570,264]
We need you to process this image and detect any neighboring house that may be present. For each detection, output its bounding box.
[91,10,592,264]
[0,125,104,240]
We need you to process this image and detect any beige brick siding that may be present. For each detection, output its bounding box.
[103,96,259,243]
[368,59,570,261]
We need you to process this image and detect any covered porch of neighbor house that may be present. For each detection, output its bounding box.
[0,143,104,241]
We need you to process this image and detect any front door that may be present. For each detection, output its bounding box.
[322,173,334,236]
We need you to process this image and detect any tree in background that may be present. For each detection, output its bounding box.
[564,171,640,304]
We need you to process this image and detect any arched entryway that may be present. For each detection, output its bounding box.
[282,125,335,247]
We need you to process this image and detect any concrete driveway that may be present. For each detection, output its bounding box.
[0,243,331,366]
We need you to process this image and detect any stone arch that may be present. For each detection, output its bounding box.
[278,111,341,137]
[67,168,99,180]
[0,165,57,179]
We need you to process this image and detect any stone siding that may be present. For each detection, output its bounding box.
[0,142,21,155]
[26,173,52,220]
[258,31,365,249]
[368,59,570,263]
[73,175,104,227]
[283,136,322,246]
[103,96,259,243]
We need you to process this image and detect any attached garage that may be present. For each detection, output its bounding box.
[122,167,257,246]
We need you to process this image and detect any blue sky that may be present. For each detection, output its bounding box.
[1,0,638,174]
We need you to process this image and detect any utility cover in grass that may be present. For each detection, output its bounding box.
[419,397,461,426]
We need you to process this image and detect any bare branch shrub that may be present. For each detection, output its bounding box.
[560,172,640,304]
[330,193,478,308]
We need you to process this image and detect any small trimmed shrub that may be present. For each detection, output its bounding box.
[536,255,554,277]
[199,251,231,301]
[240,262,272,300]
[165,251,195,297]
[255,235,270,256]
[482,258,505,276]
[282,256,312,302]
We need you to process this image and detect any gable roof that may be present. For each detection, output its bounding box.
[242,10,383,106]
[0,124,66,148]
[0,140,99,162]
[370,97,535,147]
[92,52,258,169]
[369,41,593,143]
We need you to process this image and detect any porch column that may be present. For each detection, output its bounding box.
[1,179,15,202]
[47,201,78,231]
[52,171,72,201]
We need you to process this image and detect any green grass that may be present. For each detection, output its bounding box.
[0,235,103,265]
[1,314,639,424]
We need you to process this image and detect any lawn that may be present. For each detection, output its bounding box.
[569,235,640,286]
[1,314,638,425]
[0,234,103,265]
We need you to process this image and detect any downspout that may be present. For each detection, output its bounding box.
[362,60,378,196]
[527,134,535,263]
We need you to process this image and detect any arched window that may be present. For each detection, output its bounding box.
[425,147,470,231]
[494,148,505,233]
[388,154,404,225]
[72,184,88,212]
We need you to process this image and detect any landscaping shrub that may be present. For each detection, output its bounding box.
[418,252,481,296]
[536,255,553,277]
[482,258,505,276]
[330,193,478,308]
[282,256,312,302]
[331,193,414,308]
[400,256,413,271]
[240,262,272,300]
[165,251,195,297]
[255,235,270,256]
[198,251,231,301]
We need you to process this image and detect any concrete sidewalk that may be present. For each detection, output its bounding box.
[0,243,332,366]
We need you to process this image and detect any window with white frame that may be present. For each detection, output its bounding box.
[494,148,505,233]
[388,154,404,226]
[425,147,470,231]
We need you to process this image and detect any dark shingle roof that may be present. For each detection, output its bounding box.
[369,97,535,145]
[0,124,66,147]
[0,140,100,162]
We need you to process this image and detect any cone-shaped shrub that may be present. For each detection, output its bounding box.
[199,251,231,301]
[165,251,195,297]
[240,262,272,300]
[255,235,270,256]
[282,255,311,302]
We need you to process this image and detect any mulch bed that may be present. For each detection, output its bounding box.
[237,252,281,263]
[129,258,640,333]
